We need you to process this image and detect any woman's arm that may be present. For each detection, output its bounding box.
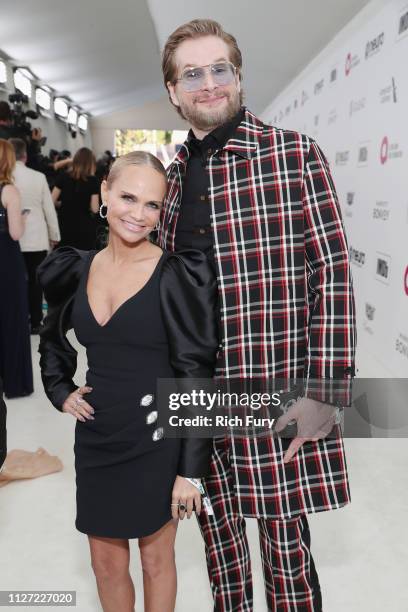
[90,193,99,214]
[3,184,25,241]
[51,186,61,205]
[37,247,86,410]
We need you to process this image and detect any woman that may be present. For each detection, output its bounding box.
[52,147,99,250]
[0,139,33,398]
[38,151,218,612]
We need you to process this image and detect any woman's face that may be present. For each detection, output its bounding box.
[101,165,166,243]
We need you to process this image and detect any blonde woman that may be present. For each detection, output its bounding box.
[38,151,218,612]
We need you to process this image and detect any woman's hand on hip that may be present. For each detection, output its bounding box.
[171,475,202,520]
[62,386,94,422]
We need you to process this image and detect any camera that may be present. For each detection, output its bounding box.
[8,92,47,147]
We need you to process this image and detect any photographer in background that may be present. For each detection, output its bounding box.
[0,100,44,171]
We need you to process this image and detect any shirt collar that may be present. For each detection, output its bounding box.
[172,107,265,165]
[187,107,245,155]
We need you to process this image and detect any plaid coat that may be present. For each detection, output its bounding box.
[157,108,356,518]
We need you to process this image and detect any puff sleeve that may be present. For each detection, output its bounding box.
[37,246,87,410]
[160,250,219,478]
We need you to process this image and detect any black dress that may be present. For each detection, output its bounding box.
[0,185,33,398]
[38,246,218,539]
[55,174,99,250]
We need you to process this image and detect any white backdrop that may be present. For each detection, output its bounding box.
[262,0,408,378]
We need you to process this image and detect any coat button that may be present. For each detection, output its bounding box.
[146,411,158,425]
[152,427,164,441]
[140,394,154,407]
[199,228,206,235]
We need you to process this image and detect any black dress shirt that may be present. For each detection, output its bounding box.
[174,108,245,266]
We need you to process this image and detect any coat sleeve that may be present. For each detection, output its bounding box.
[160,250,219,478]
[302,140,357,406]
[37,246,87,410]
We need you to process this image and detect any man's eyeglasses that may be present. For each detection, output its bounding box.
[174,61,237,92]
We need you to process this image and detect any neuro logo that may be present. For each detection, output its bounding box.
[380,136,389,164]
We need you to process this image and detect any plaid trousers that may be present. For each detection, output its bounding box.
[198,436,322,612]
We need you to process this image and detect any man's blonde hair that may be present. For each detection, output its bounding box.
[162,19,243,116]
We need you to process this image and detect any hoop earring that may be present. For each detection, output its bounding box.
[99,203,108,219]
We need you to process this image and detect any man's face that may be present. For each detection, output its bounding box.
[167,35,241,134]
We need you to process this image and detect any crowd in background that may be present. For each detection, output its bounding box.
[0,101,115,398]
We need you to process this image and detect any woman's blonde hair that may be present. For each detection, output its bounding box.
[71,147,96,181]
[106,151,167,189]
[0,139,16,185]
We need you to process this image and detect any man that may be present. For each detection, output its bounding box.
[10,138,60,333]
[158,19,356,612]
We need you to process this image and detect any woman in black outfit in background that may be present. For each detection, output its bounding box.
[0,139,33,398]
[38,151,218,612]
[52,147,99,250]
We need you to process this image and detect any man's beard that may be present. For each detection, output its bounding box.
[178,89,242,133]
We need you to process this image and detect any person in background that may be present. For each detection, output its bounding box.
[52,147,99,250]
[10,138,60,334]
[0,139,33,398]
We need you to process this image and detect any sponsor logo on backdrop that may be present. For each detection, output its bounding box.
[373,201,390,221]
[345,52,360,75]
[328,108,337,125]
[314,115,319,126]
[336,150,349,166]
[349,246,365,267]
[357,142,370,167]
[279,110,284,122]
[345,191,355,218]
[404,266,408,296]
[365,32,385,59]
[294,99,298,110]
[330,67,338,83]
[380,136,403,164]
[285,105,291,116]
[273,115,277,124]
[314,78,324,95]
[395,333,408,360]
[375,252,391,285]
[350,97,366,116]
[365,303,376,321]
[364,302,376,335]
[379,77,397,104]
[301,90,309,106]
[397,8,408,40]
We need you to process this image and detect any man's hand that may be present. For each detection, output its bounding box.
[49,240,59,249]
[275,397,337,463]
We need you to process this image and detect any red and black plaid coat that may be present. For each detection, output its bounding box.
[158,108,356,519]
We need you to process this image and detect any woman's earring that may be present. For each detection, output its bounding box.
[99,203,108,219]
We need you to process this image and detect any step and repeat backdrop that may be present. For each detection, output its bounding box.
[262,0,408,378]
